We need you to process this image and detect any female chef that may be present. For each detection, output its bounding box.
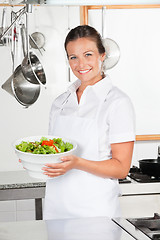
[42,25,135,220]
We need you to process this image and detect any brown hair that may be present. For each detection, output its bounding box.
[64,25,105,56]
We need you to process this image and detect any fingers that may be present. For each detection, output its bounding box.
[42,167,65,177]
[41,155,78,178]
[44,172,63,178]
[44,162,63,169]
[42,167,63,173]
[42,164,66,177]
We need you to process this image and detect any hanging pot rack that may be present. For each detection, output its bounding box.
[0,4,32,42]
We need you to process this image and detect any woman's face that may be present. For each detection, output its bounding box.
[66,37,106,85]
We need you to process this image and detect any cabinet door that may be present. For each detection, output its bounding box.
[119,195,160,218]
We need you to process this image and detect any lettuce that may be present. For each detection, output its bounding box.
[16,137,73,154]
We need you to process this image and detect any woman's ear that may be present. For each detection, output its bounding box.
[101,52,106,62]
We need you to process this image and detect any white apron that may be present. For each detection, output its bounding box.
[43,94,121,220]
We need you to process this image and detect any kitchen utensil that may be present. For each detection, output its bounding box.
[20,11,46,85]
[29,31,45,50]
[0,6,25,42]
[13,135,77,180]
[21,51,46,84]
[0,7,7,45]
[139,158,160,178]
[101,6,120,70]
[1,65,40,107]
[11,11,17,73]
[66,6,71,82]
[20,23,27,56]
[139,146,160,178]
[102,38,120,70]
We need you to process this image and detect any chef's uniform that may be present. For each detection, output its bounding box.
[43,75,135,220]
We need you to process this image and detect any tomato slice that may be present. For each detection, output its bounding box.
[41,140,59,153]
[41,140,53,146]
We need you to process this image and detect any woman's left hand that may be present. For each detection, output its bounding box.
[42,155,80,178]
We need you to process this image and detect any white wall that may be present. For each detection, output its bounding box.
[0,6,160,172]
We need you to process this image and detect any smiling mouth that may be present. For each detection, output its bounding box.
[78,69,91,74]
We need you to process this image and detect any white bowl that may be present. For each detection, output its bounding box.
[13,135,77,180]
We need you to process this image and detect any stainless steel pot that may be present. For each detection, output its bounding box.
[2,65,40,107]
[21,51,46,85]
[20,21,46,85]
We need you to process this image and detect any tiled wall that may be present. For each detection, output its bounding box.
[0,199,37,222]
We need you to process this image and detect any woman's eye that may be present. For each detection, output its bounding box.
[69,56,76,60]
[85,53,92,57]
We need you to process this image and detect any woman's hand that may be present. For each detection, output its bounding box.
[42,155,80,178]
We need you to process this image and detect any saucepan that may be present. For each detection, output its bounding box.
[21,51,46,85]
[20,21,46,85]
[2,65,40,107]
[139,158,160,178]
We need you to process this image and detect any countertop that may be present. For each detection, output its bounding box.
[0,217,136,240]
[1,170,160,196]
[0,171,46,190]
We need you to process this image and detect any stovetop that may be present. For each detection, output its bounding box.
[119,166,160,184]
[113,213,160,240]
[127,213,160,240]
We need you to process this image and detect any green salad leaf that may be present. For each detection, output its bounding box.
[16,137,73,154]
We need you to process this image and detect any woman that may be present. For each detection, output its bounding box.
[43,25,135,220]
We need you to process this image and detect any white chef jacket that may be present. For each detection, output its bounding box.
[43,75,135,220]
[49,75,135,161]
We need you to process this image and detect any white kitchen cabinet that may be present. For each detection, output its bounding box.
[119,194,160,218]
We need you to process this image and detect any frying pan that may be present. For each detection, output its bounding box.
[102,38,120,70]
[139,158,160,178]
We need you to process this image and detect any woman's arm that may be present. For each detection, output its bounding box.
[42,141,134,179]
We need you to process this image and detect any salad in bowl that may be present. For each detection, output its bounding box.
[14,136,77,180]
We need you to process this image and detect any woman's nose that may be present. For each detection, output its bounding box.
[78,57,86,69]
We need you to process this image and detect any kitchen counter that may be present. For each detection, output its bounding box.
[1,170,160,220]
[120,177,160,196]
[0,171,46,220]
[0,216,148,240]
[1,170,160,196]
[0,170,45,190]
